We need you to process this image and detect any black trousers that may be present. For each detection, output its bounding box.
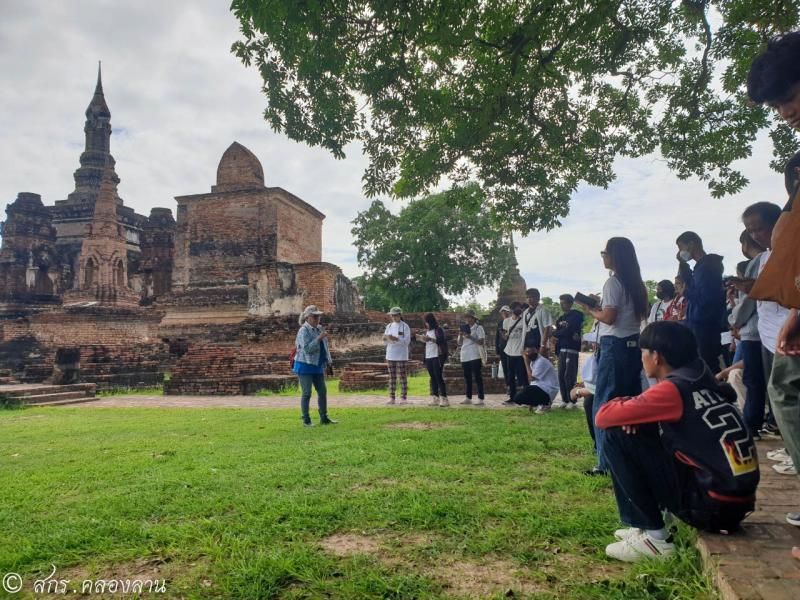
[690,324,722,374]
[461,358,484,399]
[558,350,580,404]
[506,355,528,400]
[604,425,753,533]
[425,357,447,398]
[583,393,596,449]
[513,384,551,406]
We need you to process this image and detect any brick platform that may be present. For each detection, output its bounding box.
[697,440,800,600]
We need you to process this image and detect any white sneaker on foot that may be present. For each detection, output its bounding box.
[460,398,473,405]
[429,396,440,406]
[614,527,642,541]
[773,461,797,475]
[767,448,790,462]
[439,397,450,407]
[534,405,551,414]
[386,399,396,405]
[605,533,674,562]
[474,400,485,406]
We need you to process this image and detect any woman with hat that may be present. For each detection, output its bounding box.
[294,305,336,426]
[384,306,412,404]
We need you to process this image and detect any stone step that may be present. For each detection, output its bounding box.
[19,390,95,406]
[0,383,96,398]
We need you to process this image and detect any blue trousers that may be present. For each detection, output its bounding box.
[592,334,642,471]
[299,373,328,423]
[740,340,767,435]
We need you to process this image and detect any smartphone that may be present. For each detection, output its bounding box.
[575,292,599,310]
[459,324,471,335]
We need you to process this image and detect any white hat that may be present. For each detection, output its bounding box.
[499,305,511,313]
[299,305,323,325]
[388,306,402,315]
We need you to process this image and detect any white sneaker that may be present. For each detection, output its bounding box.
[605,533,675,562]
[460,398,473,405]
[429,396,440,406]
[474,400,485,406]
[398,399,408,405]
[534,405,551,414]
[773,461,797,475]
[767,448,790,462]
[386,399,396,405]
[614,527,642,541]
[439,397,450,407]
[565,402,577,410]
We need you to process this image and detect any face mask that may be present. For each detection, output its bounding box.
[679,250,692,262]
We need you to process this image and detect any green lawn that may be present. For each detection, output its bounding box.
[0,406,717,599]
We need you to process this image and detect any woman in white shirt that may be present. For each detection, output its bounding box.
[501,304,527,404]
[383,306,412,404]
[420,312,449,407]
[457,309,486,405]
[577,237,649,475]
[512,346,559,413]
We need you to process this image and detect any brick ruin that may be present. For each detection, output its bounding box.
[0,67,382,393]
[0,68,523,397]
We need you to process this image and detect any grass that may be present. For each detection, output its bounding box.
[0,406,718,599]
[255,373,433,398]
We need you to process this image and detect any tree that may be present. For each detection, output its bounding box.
[231,1,800,234]
[351,183,513,312]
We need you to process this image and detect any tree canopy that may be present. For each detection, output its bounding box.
[232,0,799,233]
[350,183,513,311]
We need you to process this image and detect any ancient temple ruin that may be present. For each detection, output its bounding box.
[0,67,377,393]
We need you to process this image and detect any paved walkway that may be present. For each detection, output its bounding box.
[71,393,514,409]
[697,439,800,600]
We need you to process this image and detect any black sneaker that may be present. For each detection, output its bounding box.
[320,418,338,425]
[583,467,607,476]
[759,425,782,439]
[303,421,314,427]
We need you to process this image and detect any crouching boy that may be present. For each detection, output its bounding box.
[596,321,760,562]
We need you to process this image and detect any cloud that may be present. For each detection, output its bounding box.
[0,1,789,310]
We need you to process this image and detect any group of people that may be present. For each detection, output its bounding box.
[291,32,800,564]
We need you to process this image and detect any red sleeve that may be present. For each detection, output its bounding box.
[595,381,683,429]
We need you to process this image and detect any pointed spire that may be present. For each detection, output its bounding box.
[86,61,110,119]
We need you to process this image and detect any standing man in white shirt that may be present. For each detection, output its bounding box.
[458,309,486,405]
[384,307,412,405]
[522,288,554,358]
[502,303,528,405]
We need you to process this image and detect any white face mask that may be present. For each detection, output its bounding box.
[679,250,692,262]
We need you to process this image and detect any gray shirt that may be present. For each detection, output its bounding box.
[598,276,641,338]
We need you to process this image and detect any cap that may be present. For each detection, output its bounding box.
[388,306,402,315]
[499,305,511,313]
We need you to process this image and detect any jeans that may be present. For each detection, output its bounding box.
[604,426,754,533]
[461,358,484,400]
[499,351,510,388]
[298,373,328,423]
[768,354,800,478]
[425,357,447,398]
[740,340,767,435]
[592,334,642,471]
[506,355,528,400]
[689,324,723,374]
[558,350,579,404]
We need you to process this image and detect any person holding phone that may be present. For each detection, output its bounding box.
[384,306,412,404]
[293,305,336,427]
[458,309,486,405]
[576,237,649,476]
[420,313,449,407]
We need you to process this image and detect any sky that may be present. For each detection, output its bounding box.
[0,1,790,306]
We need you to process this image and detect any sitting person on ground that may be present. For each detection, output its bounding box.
[596,321,760,563]
[293,305,337,427]
[420,313,449,407]
[513,345,560,413]
[458,309,486,406]
[552,294,584,408]
[675,231,727,373]
[383,306,412,405]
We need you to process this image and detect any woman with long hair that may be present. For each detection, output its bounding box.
[577,237,648,475]
[420,313,449,407]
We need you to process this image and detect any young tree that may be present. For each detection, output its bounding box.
[351,183,513,312]
[231,1,799,233]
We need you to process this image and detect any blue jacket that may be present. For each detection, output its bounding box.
[294,322,332,367]
[679,254,726,331]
